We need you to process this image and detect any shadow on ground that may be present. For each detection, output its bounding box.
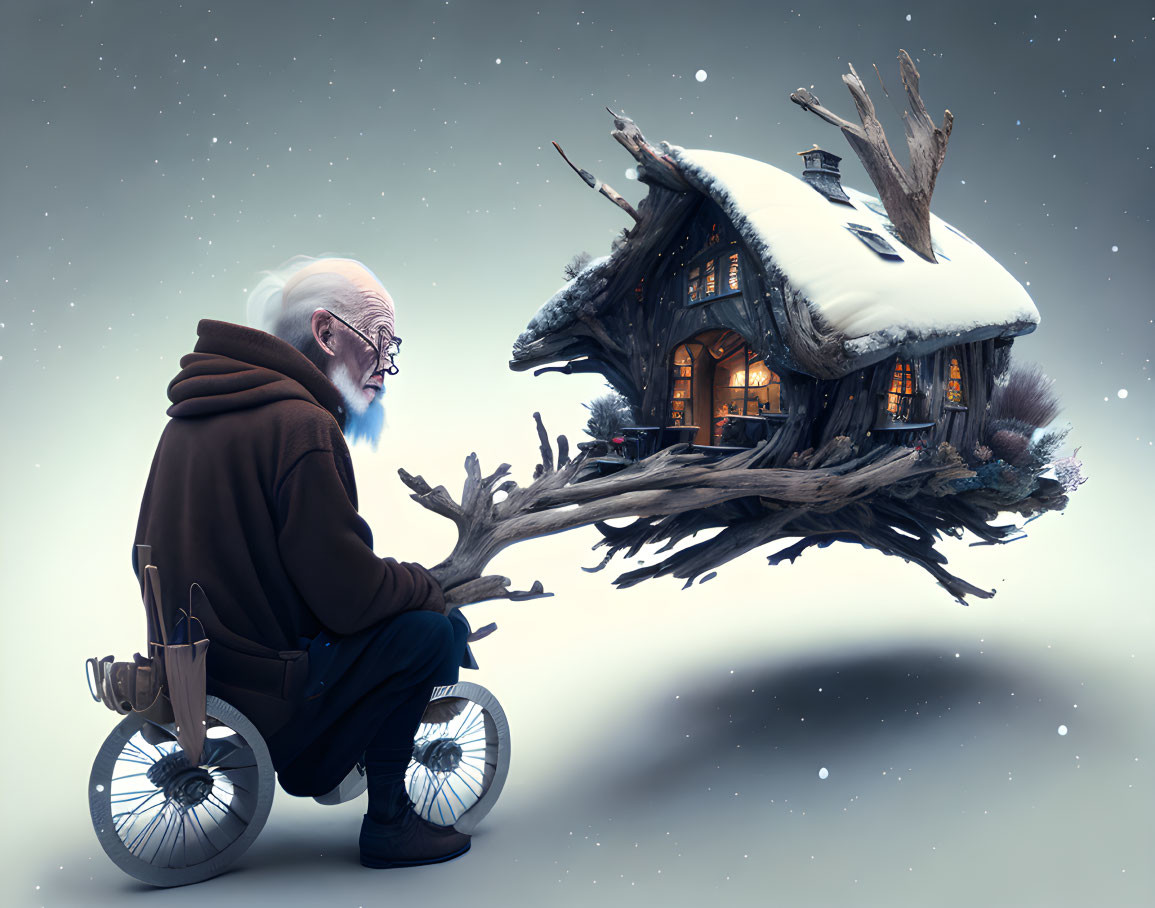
[592,644,1050,803]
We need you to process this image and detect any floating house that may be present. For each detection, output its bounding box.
[512,138,1040,468]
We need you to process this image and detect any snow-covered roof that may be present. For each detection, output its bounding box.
[669,146,1040,360]
[514,144,1040,372]
[518,254,613,345]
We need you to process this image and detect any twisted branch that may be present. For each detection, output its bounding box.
[399,412,1046,606]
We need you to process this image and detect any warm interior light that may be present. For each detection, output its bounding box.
[728,367,770,388]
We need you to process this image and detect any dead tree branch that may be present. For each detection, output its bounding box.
[790,49,953,262]
[606,108,691,191]
[552,141,641,223]
[399,413,1056,606]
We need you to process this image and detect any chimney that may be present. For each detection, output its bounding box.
[796,145,852,204]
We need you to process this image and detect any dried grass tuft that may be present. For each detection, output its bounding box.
[990,362,1060,429]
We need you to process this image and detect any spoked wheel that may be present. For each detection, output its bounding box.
[89,696,274,887]
[406,681,509,835]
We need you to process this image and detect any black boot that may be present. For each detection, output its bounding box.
[359,808,471,869]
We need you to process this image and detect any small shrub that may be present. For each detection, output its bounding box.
[583,393,634,440]
[987,420,1070,469]
[563,251,593,280]
[1029,427,1070,465]
[988,429,1032,467]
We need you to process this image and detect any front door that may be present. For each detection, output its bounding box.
[668,330,784,446]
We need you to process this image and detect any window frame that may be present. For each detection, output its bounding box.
[885,358,918,423]
[684,242,744,307]
[666,330,787,445]
[944,352,967,410]
[669,342,697,428]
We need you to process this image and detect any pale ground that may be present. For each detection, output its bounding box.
[4,471,1153,907]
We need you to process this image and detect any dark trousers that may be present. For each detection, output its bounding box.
[268,608,469,798]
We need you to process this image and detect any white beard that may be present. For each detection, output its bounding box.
[330,360,387,449]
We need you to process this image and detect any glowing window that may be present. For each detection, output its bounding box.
[712,343,783,440]
[669,330,786,447]
[670,344,697,427]
[947,357,964,405]
[685,248,742,306]
[887,360,915,421]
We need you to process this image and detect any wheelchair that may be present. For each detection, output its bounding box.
[85,549,510,888]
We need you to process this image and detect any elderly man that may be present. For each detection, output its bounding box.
[133,256,472,869]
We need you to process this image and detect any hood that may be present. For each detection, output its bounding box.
[166,319,346,429]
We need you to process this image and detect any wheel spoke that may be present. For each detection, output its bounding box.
[112,788,165,819]
[427,767,454,812]
[146,805,182,864]
[411,765,435,810]
[116,748,155,762]
[143,737,173,761]
[187,801,225,855]
[456,710,483,737]
[416,766,440,815]
[453,768,483,797]
[124,740,161,762]
[126,801,171,856]
[164,808,185,868]
[453,735,487,748]
[111,787,163,800]
[203,788,252,830]
[446,780,472,811]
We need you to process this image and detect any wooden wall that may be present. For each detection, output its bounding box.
[518,189,1012,469]
[595,197,1010,467]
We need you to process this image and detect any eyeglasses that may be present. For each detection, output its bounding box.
[323,308,402,375]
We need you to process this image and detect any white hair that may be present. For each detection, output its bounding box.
[245,254,383,366]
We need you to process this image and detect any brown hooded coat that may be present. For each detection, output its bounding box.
[133,319,445,739]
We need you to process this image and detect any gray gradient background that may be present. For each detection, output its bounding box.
[2,1,1153,905]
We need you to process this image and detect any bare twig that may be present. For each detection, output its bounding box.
[552,141,642,223]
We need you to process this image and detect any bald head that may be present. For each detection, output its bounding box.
[283,257,396,342]
[283,258,391,311]
[249,256,396,365]
[244,256,398,448]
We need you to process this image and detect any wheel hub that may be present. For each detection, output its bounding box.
[145,751,214,807]
[412,737,463,773]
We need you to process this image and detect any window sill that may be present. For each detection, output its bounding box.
[872,420,936,432]
[944,404,968,412]
[685,289,742,308]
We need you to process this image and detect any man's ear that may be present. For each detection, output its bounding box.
[310,308,336,357]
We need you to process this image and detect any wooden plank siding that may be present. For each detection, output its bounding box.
[602,198,1012,469]
[515,192,1017,471]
